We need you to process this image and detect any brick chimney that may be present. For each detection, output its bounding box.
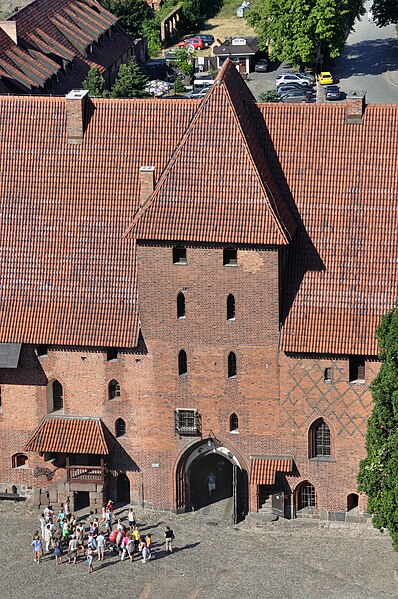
[65,89,89,145]
[0,21,17,44]
[139,166,155,206]
[345,91,366,124]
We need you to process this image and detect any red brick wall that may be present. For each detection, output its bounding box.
[279,354,379,513]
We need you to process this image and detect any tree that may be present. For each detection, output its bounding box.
[168,47,195,78]
[110,58,149,98]
[358,306,398,550]
[247,0,365,68]
[371,0,398,26]
[100,0,153,39]
[258,90,280,102]
[82,67,105,97]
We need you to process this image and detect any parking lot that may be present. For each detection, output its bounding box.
[5,499,398,599]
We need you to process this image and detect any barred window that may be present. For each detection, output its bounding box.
[175,409,200,436]
[109,379,120,400]
[298,482,316,510]
[310,418,331,458]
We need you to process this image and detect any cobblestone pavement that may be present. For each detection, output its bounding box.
[2,499,398,599]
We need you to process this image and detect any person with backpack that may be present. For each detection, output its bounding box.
[164,526,175,554]
[139,535,151,562]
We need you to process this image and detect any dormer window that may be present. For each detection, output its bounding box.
[173,246,187,264]
[223,247,237,266]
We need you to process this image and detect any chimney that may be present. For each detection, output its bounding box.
[139,166,155,206]
[345,90,366,124]
[0,21,17,44]
[65,89,89,145]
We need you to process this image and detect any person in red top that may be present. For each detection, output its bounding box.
[106,500,114,513]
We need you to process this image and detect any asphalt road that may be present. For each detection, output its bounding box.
[247,0,398,103]
[335,0,398,103]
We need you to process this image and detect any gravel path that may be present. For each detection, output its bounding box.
[2,500,398,599]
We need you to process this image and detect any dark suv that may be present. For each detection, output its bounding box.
[185,33,215,47]
[279,89,312,103]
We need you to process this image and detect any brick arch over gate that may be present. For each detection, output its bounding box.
[174,437,249,514]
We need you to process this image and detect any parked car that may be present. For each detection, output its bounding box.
[279,89,312,103]
[255,58,268,72]
[276,72,313,87]
[325,85,341,100]
[184,87,210,99]
[277,83,313,95]
[188,33,214,47]
[178,37,204,50]
[295,71,315,84]
[319,71,334,85]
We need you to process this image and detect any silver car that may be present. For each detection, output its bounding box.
[276,72,313,87]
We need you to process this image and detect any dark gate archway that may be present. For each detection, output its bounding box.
[175,440,248,522]
[116,473,130,504]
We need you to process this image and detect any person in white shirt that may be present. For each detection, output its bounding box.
[96,532,105,561]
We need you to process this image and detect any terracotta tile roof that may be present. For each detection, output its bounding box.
[129,61,296,246]
[0,95,197,347]
[250,457,292,485]
[24,415,116,454]
[0,0,132,93]
[253,102,398,355]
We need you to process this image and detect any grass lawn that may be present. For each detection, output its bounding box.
[200,0,255,44]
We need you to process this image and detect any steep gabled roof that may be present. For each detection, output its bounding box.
[128,61,296,246]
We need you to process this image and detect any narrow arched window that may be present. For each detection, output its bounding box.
[228,352,237,378]
[109,379,120,400]
[52,380,63,411]
[178,350,187,376]
[177,292,186,319]
[309,418,331,458]
[227,294,235,320]
[324,367,332,383]
[115,418,126,438]
[230,413,239,432]
[297,482,316,510]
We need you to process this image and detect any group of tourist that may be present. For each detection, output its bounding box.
[31,499,175,572]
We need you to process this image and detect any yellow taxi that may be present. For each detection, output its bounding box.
[318,71,333,85]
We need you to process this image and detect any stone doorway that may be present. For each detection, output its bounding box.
[116,473,130,505]
[188,452,233,511]
[74,490,90,511]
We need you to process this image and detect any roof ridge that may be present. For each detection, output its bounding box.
[126,60,294,244]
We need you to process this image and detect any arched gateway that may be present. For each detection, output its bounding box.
[175,438,248,523]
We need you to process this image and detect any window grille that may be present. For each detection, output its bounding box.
[298,483,316,509]
[314,420,331,457]
[175,409,200,436]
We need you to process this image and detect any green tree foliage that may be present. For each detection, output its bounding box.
[101,0,153,38]
[371,0,398,26]
[258,90,280,101]
[168,47,195,77]
[82,67,105,97]
[248,0,365,67]
[358,307,398,550]
[110,57,149,97]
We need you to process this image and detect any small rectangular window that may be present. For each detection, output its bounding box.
[37,345,48,358]
[173,246,187,264]
[349,356,365,383]
[223,248,237,266]
[324,367,332,384]
[175,409,200,436]
[107,347,118,362]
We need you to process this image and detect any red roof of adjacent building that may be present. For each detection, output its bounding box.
[0,61,396,355]
[0,0,132,94]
